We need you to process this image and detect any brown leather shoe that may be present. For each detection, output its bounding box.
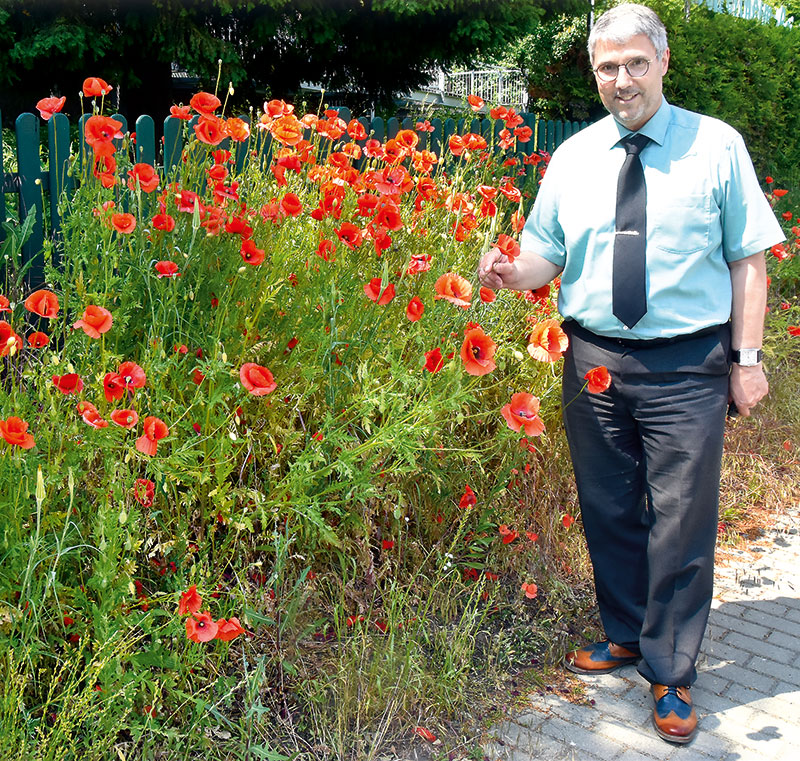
[652,684,697,744]
[564,640,640,674]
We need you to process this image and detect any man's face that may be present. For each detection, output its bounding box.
[592,34,669,131]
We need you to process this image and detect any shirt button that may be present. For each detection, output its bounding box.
[622,325,630,330]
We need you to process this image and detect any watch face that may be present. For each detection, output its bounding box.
[736,349,761,365]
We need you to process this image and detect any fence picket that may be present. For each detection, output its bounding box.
[135,115,156,166]
[15,113,46,287]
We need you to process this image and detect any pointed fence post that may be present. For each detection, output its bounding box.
[16,113,46,288]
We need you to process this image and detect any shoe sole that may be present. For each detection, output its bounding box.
[652,715,696,744]
[563,657,640,675]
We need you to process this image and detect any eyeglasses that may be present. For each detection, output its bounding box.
[593,58,653,82]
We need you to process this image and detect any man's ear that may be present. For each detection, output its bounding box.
[661,47,670,75]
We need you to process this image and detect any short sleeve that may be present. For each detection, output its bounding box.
[718,132,785,262]
[519,152,568,268]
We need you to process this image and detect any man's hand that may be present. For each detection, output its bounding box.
[729,364,768,417]
[478,246,518,290]
[478,247,562,292]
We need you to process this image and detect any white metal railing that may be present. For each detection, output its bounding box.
[419,68,527,110]
[694,0,793,28]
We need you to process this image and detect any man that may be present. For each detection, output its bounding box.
[478,2,784,745]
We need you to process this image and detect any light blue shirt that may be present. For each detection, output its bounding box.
[521,98,785,338]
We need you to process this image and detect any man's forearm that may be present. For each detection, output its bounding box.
[729,252,767,348]
[478,247,563,291]
[728,251,769,416]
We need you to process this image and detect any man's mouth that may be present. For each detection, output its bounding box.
[616,92,639,103]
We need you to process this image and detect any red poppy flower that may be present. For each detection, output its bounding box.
[459,484,477,509]
[82,77,112,97]
[514,126,533,142]
[52,373,84,395]
[0,295,9,313]
[424,347,444,373]
[185,611,218,643]
[110,409,138,429]
[407,254,432,275]
[479,287,496,304]
[241,239,265,265]
[194,115,226,145]
[317,239,335,261]
[414,727,437,743]
[406,296,424,322]
[501,393,545,436]
[495,233,520,262]
[584,366,612,393]
[170,104,192,120]
[24,289,59,318]
[498,524,518,543]
[562,514,576,529]
[150,212,175,232]
[178,585,202,615]
[119,361,146,390]
[434,273,473,308]
[111,213,137,234]
[133,478,155,507]
[27,331,49,348]
[136,416,169,456]
[192,369,205,385]
[270,114,305,146]
[773,189,789,198]
[280,192,303,217]
[154,261,181,278]
[490,106,509,120]
[127,163,159,193]
[77,400,109,429]
[0,417,35,449]
[240,363,277,396]
[448,134,466,157]
[521,582,538,599]
[788,325,800,337]
[226,117,250,142]
[73,305,113,338]
[460,326,496,376]
[215,617,245,642]
[0,321,21,357]
[364,278,396,305]
[84,115,123,148]
[36,96,66,121]
[335,222,364,249]
[467,94,485,112]
[189,91,221,115]
[527,319,568,362]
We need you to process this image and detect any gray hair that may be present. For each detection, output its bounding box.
[588,3,669,64]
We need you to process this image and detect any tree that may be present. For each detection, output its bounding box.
[0,0,585,121]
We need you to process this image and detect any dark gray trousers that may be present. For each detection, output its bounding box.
[561,321,730,686]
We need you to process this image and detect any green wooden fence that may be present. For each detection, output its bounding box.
[0,107,588,288]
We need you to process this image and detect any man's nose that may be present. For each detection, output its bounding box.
[616,65,634,87]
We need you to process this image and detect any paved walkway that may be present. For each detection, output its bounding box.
[484,504,800,761]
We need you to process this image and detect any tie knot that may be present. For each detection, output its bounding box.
[621,133,650,156]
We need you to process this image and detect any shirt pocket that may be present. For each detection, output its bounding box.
[648,194,711,254]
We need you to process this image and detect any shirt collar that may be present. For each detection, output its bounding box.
[602,97,671,150]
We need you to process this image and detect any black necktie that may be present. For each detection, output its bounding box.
[613,133,650,329]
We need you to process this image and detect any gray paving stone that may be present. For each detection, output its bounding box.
[538,713,627,760]
[703,661,777,693]
[742,607,800,637]
[593,716,678,759]
[722,631,795,662]
[702,638,754,666]
[694,670,732,696]
[749,656,800,687]
[765,629,800,653]
[707,610,772,640]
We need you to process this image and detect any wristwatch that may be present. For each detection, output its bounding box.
[731,348,763,366]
